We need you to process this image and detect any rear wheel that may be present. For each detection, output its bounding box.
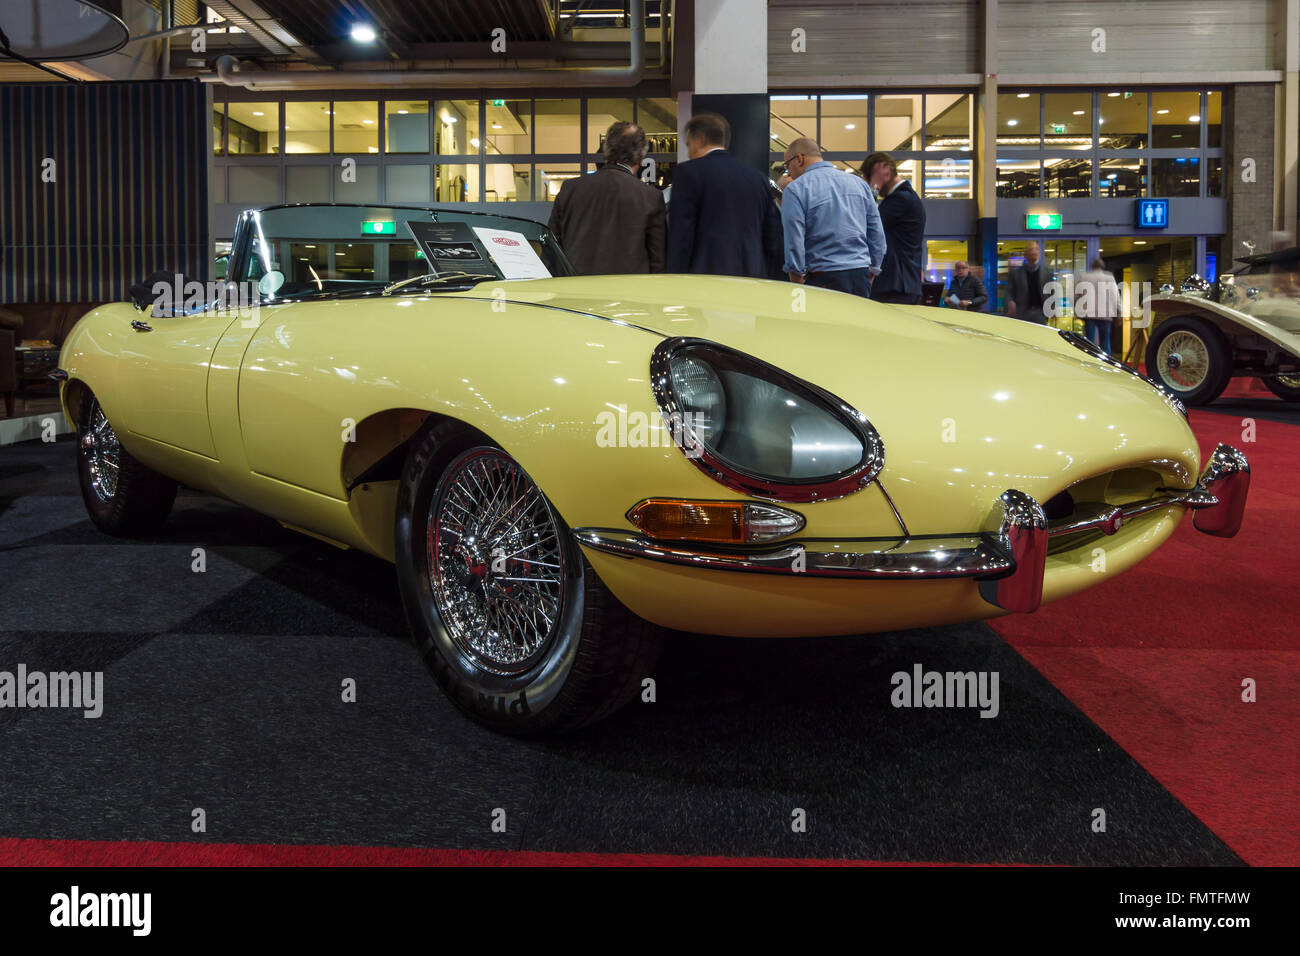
[1263,373,1300,402]
[394,419,662,735]
[76,390,178,535]
[1145,316,1233,406]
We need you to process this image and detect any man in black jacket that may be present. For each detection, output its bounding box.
[944,260,988,311]
[667,112,783,278]
[548,121,666,275]
[1005,241,1055,323]
[862,151,926,304]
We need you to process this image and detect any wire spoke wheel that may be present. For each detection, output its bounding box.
[1156,330,1211,392]
[80,399,121,502]
[427,449,565,676]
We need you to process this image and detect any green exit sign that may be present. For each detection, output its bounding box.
[1050,122,1066,134]
[1025,213,1062,231]
[362,220,396,235]
[491,99,505,107]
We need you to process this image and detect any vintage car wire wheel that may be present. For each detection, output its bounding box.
[427,448,566,677]
[81,397,121,503]
[1263,373,1300,401]
[1155,330,1212,392]
[1145,316,1231,406]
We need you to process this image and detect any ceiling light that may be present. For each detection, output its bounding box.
[844,123,855,130]
[492,123,502,129]
[363,119,373,124]
[470,137,480,148]
[1189,114,1200,122]
[1156,109,1169,114]
[1107,92,1120,97]
[770,132,778,139]
[1134,240,1146,245]
[350,24,377,43]
[1006,119,1018,126]
[252,111,264,116]
[397,110,408,115]
[1072,110,1085,115]
[1016,93,1030,98]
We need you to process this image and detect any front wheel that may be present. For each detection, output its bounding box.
[76,390,178,536]
[1263,373,1300,402]
[394,420,662,735]
[1144,316,1233,406]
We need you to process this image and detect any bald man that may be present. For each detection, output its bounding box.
[780,137,886,298]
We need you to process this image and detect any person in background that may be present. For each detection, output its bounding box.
[780,137,886,297]
[861,152,926,305]
[548,121,665,275]
[1005,241,1054,323]
[1075,257,1121,354]
[944,260,988,311]
[667,112,783,278]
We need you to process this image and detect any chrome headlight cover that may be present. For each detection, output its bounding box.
[1058,330,1188,420]
[649,337,885,503]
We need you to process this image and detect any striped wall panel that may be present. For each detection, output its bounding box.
[0,80,209,304]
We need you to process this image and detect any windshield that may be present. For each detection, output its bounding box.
[236,204,574,300]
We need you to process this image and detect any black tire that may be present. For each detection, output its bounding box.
[394,418,663,736]
[76,390,178,536]
[1263,374,1300,402]
[1144,316,1233,406]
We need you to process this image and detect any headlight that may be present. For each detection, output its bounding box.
[650,338,884,502]
[1058,330,1188,420]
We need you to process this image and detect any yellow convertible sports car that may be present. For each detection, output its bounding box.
[56,203,1251,734]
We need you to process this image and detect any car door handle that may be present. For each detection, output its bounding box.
[131,320,153,332]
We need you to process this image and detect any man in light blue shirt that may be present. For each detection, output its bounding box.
[780,137,887,298]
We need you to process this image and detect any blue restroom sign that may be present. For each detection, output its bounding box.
[1136,199,1169,229]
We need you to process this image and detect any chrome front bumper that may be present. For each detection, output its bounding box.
[575,443,1250,616]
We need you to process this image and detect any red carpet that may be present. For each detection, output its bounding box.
[992,408,1300,866]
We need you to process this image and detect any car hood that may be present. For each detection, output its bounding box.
[465,274,1201,533]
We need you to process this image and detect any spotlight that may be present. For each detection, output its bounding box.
[350,24,377,43]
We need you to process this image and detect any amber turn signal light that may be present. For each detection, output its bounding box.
[626,499,805,545]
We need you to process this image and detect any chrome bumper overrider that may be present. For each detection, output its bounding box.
[574,443,1250,615]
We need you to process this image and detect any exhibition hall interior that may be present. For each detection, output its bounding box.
[0,0,1295,891]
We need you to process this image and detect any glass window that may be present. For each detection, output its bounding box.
[213,103,225,155]
[924,240,969,293]
[872,94,921,152]
[923,158,972,198]
[333,101,379,154]
[1098,91,1147,149]
[820,95,869,152]
[436,164,474,202]
[997,92,1040,146]
[484,162,528,202]
[485,99,530,155]
[1151,156,1200,197]
[227,102,280,154]
[1098,157,1146,197]
[770,95,816,152]
[1151,91,1201,147]
[924,93,971,152]
[535,162,581,201]
[996,156,1040,197]
[637,97,678,153]
[335,163,379,202]
[283,101,330,154]
[1044,92,1093,149]
[286,166,331,203]
[1043,156,1091,197]
[290,243,329,285]
[535,98,580,154]
[587,98,634,154]
[228,166,280,204]
[1207,157,1222,197]
[386,165,431,203]
[1205,90,1221,148]
[389,242,426,283]
[331,243,375,282]
[386,100,429,153]
[435,100,480,155]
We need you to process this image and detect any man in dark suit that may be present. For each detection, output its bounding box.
[667,112,783,278]
[944,260,989,311]
[1005,241,1055,323]
[862,152,926,305]
[548,121,665,275]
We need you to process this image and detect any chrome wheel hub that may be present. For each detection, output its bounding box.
[1157,331,1210,391]
[83,402,120,502]
[427,449,565,676]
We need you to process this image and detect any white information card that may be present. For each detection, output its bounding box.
[471,227,552,279]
